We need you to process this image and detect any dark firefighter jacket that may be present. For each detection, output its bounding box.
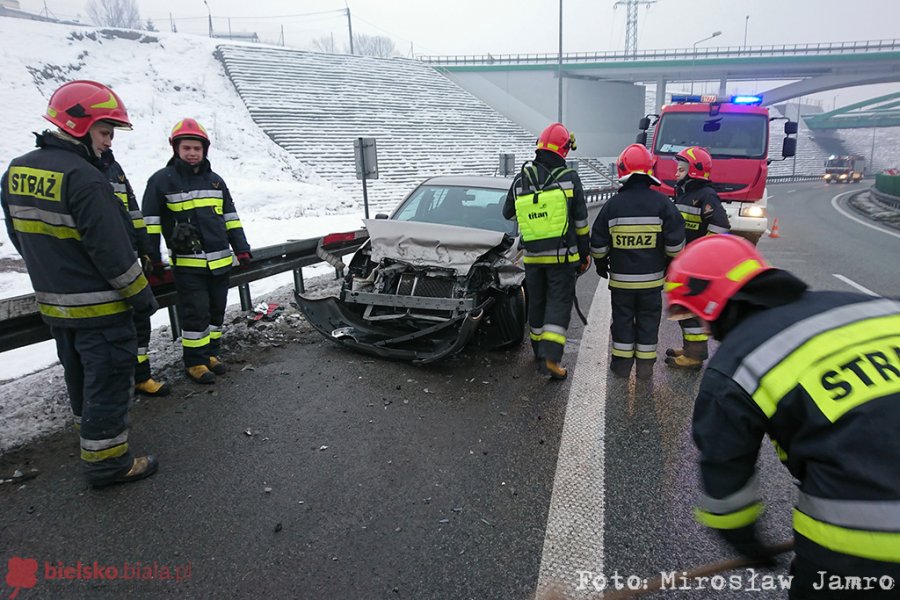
[142,156,250,272]
[98,150,155,257]
[589,178,685,291]
[674,178,730,243]
[0,131,157,328]
[502,150,589,265]
[693,269,900,569]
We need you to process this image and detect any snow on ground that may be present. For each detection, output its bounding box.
[0,17,408,453]
[0,16,368,291]
[0,268,345,455]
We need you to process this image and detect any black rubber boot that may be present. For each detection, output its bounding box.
[635,359,654,380]
[609,357,633,378]
[91,455,159,489]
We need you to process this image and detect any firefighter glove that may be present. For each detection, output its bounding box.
[719,524,778,567]
[140,255,154,278]
[595,258,609,279]
[577,255,591,275]
[236,252,252,266]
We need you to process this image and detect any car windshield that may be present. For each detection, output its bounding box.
[392,185,514,235]
[826,158,850,168]
[655,112,768,159]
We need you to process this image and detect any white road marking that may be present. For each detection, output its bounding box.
[536,283,612,599]
[831,190,900,240]
[832,274,879,297]
[787,189,797,194]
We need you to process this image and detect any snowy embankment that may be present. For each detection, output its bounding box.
[0,18,379,453]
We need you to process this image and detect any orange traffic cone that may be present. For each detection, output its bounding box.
[769,218,781,238]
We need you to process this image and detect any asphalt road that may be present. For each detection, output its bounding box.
[1,182,897,600]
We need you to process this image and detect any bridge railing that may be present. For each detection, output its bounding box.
[419,39,900,66]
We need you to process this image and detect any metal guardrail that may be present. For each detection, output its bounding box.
[419,39,900,66]
[870,185,900,211]
[767,175,825,183]
[0,232,369,354]
[586,187,617,204]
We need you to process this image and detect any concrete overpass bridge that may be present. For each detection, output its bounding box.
[420,39,900,155]
[804,91,900,129]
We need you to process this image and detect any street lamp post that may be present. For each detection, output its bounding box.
[743,15,749,50]
[870,127,876,174]
[690,31,721,94]
[202,0,212,37]
[557,0,563,123]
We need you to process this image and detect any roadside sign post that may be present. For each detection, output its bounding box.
[354,137,379,219]
[499,153,515,176]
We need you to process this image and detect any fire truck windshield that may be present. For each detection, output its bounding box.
[826,158,850,169]
[654,113,768,159]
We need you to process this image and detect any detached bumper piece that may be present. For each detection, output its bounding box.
[294,292,488,364]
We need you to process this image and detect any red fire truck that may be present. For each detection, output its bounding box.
[637,94,798,245]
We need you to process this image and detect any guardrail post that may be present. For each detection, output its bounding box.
[238,283,253,311]
[167,305,181,341]
[293,267,305,294]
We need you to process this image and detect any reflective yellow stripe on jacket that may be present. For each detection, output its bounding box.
[794,492,900,563]
[165,189,224,214]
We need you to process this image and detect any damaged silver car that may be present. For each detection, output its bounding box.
[295,176,526,364]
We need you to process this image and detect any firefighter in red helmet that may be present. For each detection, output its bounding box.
[666,146,730,370]
[590,144,685,379]
[142,118,252,384]
[1,80,159,487]
[503,122,590,379]
[666,235,900,599]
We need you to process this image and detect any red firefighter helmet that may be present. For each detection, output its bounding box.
[169,118,210,150]
[675,146,713,180]
[43,80,132,137]
[616,143,661,185]
[664,235,774,322]
[536,122,577,158]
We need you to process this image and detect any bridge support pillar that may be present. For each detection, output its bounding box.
[718,78,728,97]
[656,77,667,113]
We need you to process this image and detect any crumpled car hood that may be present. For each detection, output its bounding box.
[364,219,512,277]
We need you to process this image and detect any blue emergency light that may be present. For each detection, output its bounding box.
[731,95,763,105]
[670,94,703,103]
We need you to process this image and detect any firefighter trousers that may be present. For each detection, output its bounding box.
[610,289,661,369]
[51,322,136,485]
[174,268,230,368]
[678,316,709,360]
[134,313,153,383]
[525,263,576,363]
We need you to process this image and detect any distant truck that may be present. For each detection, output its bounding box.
[637,94,798,245]
[824,155,866,183]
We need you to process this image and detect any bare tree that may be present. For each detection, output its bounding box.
[86,0,141,29]
[311,32,397,57]
[310,34,338,54]
[353,33,398,58]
